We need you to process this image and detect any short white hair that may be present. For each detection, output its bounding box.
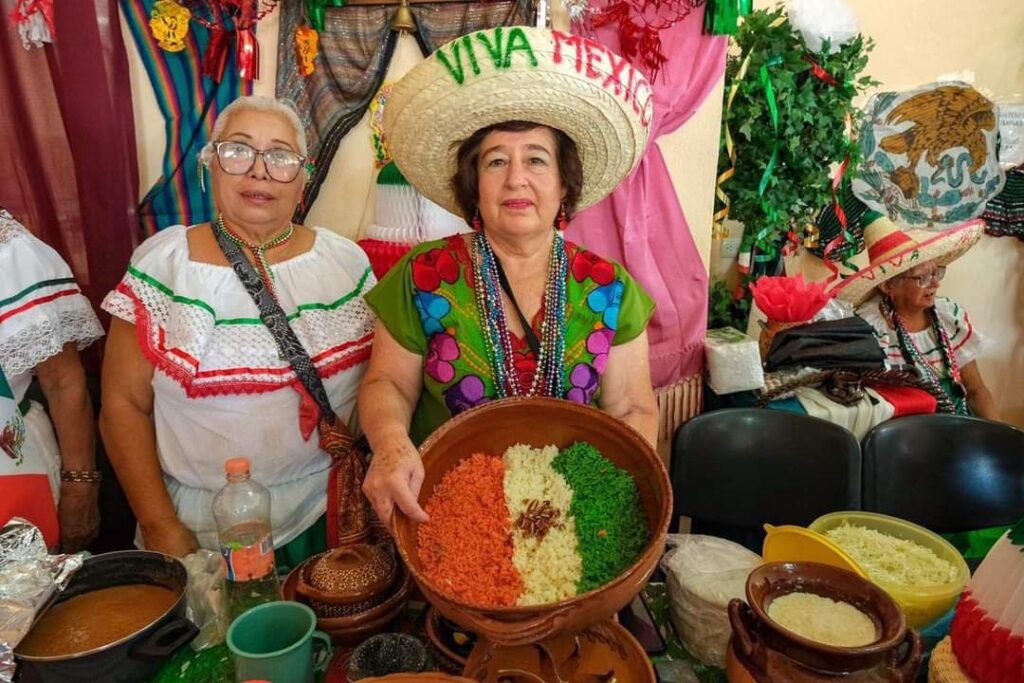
[198,96,308,167]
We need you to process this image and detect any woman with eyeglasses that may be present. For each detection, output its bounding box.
[100,97,376,561]
[834,214,998,420]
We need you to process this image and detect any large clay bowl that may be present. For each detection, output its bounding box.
[361,675,477,682]
[392,397,672,647]
[463,619,656,682]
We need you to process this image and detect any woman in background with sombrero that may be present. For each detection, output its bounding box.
[358,27,659,524]
[835,214,998,421]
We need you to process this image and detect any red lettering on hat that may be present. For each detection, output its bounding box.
[552,30,584,74]
[603,50,629,97]
[584,41,605,80]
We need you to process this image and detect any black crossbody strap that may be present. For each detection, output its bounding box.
[212,226,337,422]
[491,254,541,357]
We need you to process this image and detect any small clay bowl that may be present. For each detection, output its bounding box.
[728,562,922,681]
[348,633,429,680]
[285,561,414,645]
[298,542,397,607]
[424,607,474,671]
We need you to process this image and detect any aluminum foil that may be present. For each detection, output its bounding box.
[0,518,85,682]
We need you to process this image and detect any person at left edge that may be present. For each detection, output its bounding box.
[0,208,104,551]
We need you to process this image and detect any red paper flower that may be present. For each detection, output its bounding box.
[571,251,615,285]
[750,274,833,323]
[412,247,459,292]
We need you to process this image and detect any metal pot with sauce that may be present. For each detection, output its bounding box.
[15,550,198,683]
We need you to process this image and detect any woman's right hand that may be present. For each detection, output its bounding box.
[141,519,199,558]
[362,436,429,527]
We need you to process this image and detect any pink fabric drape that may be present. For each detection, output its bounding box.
[566,6,727,388]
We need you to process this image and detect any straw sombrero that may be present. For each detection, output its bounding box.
[832,215,984,306]
[384,26,653,217]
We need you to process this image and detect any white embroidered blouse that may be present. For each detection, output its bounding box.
[102,225,376,548]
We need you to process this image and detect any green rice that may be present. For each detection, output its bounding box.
[552,441,648,593]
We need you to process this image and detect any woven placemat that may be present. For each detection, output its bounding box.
[928,636,974,683]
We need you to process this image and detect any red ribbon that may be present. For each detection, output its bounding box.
[200,25,259,82]
[235,26,259,81]
[294,384,320,441]
[202,27,231,82]
[803,54,839,87]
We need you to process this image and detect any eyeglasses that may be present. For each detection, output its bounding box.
[897,265,946,288]
[211,141,305,183]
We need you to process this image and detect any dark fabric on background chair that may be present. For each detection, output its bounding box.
[861,415,1024,532]
[671,408,862,552]
[764,317,885,372]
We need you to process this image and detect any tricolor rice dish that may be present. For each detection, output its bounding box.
[417,442,648,607]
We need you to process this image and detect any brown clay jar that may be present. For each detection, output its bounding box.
[296,542,397,617]
[726,562,923,682]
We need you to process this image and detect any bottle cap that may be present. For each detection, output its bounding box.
[225,457,251,476]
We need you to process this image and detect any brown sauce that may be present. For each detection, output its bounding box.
[17,584,178,658]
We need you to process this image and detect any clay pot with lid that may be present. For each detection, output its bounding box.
[296,542,397,618]
[391,398,672,647]
[726,562,923,682]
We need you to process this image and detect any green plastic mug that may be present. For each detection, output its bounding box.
[227,601,332,683]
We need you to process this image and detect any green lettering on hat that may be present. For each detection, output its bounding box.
[438,39,484,85]
[503,27,537,68]
[476,27,504,70]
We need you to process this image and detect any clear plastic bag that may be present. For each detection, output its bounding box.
[660,534,761,668]
[181,550,229,651]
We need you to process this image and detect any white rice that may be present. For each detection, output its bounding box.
[503,443,582,605]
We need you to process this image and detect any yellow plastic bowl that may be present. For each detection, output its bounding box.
[762,524,867,578]
[807,512,970,628]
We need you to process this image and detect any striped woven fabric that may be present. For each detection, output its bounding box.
[120,0,251,234]
[983,165,1024,241]
[276,0,531,219]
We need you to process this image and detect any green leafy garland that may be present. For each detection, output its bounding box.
[709,8,876,329]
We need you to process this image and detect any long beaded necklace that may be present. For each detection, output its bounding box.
[215,214,294,297]
[885,298,969,415]
[472,230,567,398]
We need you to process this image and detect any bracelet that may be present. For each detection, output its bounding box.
[60,469,103,484]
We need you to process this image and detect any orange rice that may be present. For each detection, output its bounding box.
[417,453,524,606]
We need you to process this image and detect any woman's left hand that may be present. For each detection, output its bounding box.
[58,482,100,553]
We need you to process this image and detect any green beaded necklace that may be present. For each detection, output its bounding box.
[215,214,294,296]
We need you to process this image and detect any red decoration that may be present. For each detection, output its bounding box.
[184,0,278,81]
[592,0,698,81]
[749,274,831,323]
[9,0,55,49]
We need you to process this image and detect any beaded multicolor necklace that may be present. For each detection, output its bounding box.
[472,230,567,398]
[215,214,294,297]
[885,298,969,415]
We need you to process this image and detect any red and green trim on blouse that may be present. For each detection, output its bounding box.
[365,235,654,445]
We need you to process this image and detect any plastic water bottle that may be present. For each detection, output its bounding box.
[213,457,280,619]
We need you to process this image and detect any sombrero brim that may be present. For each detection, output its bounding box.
[833,219,985,306]
[384,27,652,217]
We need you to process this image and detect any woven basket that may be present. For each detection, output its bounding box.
[929,637,974,683]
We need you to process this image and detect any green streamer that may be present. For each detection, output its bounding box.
[704,0,754,36]
[306,0,345,32]
[752,55,783,265]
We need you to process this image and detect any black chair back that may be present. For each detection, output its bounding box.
[861,415,1024,532]
[671,408,862,551]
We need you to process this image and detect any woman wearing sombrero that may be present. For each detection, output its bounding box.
[834,214,998,420]
[358,27,659,524]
